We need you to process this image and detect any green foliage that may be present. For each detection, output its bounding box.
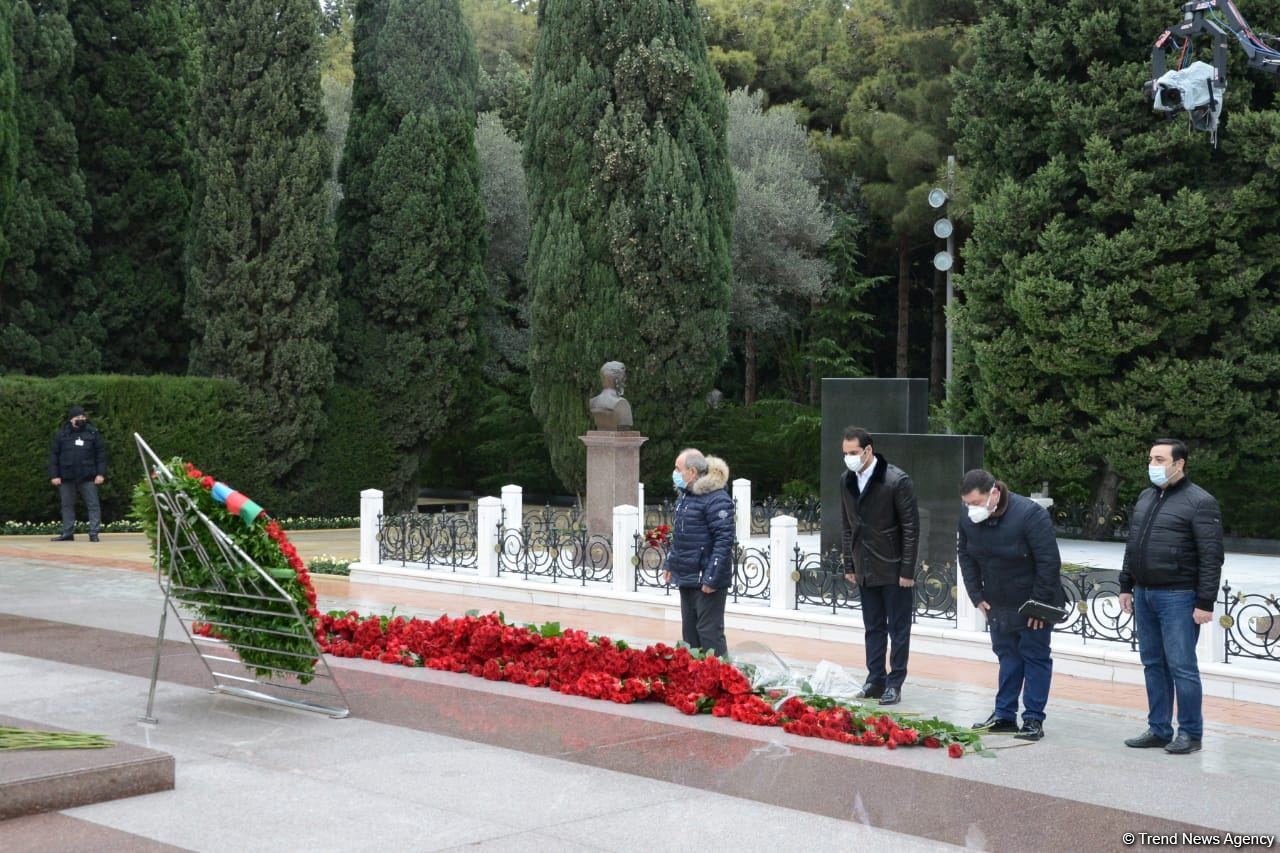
[0,375,397,524]
[337,0,488,504]
[185,0,338,480]
[69,0,195,374]
[0,5,18,276]
[725,88,834,403]
[478,50,531,139]
[131,459,319,682]
[463,0,538,72]
[700,0,855,130]
[526,0,736,490]
[683,399,820,496]
[0,375,264,523]
[951,0,1280,537]
[1,1,100,377]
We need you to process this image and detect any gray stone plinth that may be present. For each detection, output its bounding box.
[580,431,648,538]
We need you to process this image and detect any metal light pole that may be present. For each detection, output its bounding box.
[929,154,958,402]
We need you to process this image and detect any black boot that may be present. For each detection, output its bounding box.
[50,534,74,542]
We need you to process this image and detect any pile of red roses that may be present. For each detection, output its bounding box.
[318,611,982,757]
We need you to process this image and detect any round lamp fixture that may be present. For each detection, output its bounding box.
[933,217,954,239]
[933,250,954,272]
[928,188,948,208]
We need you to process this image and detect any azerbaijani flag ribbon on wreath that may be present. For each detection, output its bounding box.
[210,481,265,527]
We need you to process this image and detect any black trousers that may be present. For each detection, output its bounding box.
[59,480,101,536]
[679,586,728,657]
[860,582,913,689]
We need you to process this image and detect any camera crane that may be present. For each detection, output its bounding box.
[1147,0,1280,143]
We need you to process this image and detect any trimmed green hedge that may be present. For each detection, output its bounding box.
[0,376,397,523]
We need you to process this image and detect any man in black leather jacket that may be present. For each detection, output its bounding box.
[47,405,108,542]
[1120,439,1223,756]
[958,469,1064,741]
[839,427,919,705]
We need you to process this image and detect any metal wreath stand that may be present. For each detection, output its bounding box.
[135,433,349,722]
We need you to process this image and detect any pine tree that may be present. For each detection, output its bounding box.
[0,5,17,278]
[69,0,194,374]
[951,0,1280,534]
[185,0,338,479]
[526,0,735,490]
[337,0,488,502]
[0,1,100,376]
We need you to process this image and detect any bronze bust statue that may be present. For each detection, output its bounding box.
[588,361,634,430]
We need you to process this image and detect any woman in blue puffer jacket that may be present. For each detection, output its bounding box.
[662,449,735,657]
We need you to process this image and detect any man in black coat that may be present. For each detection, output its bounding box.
[839,427,920,705]
[958,469,1064,741]
[47,405,107,542]
[663,448,735,658]
[1119,438,1223,755]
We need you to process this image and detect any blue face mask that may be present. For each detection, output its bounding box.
[672,469,686,492]
[1149,464,1169,487]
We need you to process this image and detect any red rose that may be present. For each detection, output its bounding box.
[923,736,941,749]
[948,742,964,758]
[200,476,214,489]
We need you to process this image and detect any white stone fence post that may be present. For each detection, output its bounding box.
[475,497,502,578]
[769,514,797,611]
[359,489,384,567]
[733,478,752,544]
[613,504,640,594]
[501,484,523,539]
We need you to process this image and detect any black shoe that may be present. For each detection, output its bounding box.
[855,682,884,700]
[975,713,1020,733]
[879,687,901,706]
[1124,729,1172,749]
[89,534,100,542]
[1164,732,1202,754]
[50,534,74,542]
[1015,719,1044,741]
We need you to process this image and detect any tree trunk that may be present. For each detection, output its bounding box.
[1083,465,1122,540]
[929,265,946,403]
[896,234,910,378]
[744,328,757,408]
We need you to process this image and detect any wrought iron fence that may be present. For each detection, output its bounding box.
[792,549,956,623]
[1051,502,1132,542]
[1052,571,1136,648]
[377,511,478,571]
[631,535,771,603]
[1221,581,1280,665]
[498,520,612,586]
[750,496,821,536]
[524,503,585,535]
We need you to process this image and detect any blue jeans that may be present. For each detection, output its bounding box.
[1134,587,1203,740]
[989,621,1054,722]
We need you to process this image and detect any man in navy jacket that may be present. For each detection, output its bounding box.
[663,449,735,657]
[958,468,1063,741]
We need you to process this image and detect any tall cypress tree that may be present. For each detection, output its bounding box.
[186,0,338,479]
[337,0,488,501]
[525,0,735,490]
[0,5,17,278]
[951,0,1280,534]
[69,0,194,375]
[0,1,100,376]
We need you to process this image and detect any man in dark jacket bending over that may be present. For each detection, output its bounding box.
[840,427,920,706]
[958,469,1063,741]
[1120,439,1223,755]
[663,449,735,657]
[47,405,108,542]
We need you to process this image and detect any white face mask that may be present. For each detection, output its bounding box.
[967,490,998,523]
[844,451,867,473]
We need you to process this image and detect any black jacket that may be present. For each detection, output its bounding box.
[958,492,1064,613]
[666,456,736,590]
[1120,477,1223,612]
[839,453,920,587]
[47,421,108,483]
